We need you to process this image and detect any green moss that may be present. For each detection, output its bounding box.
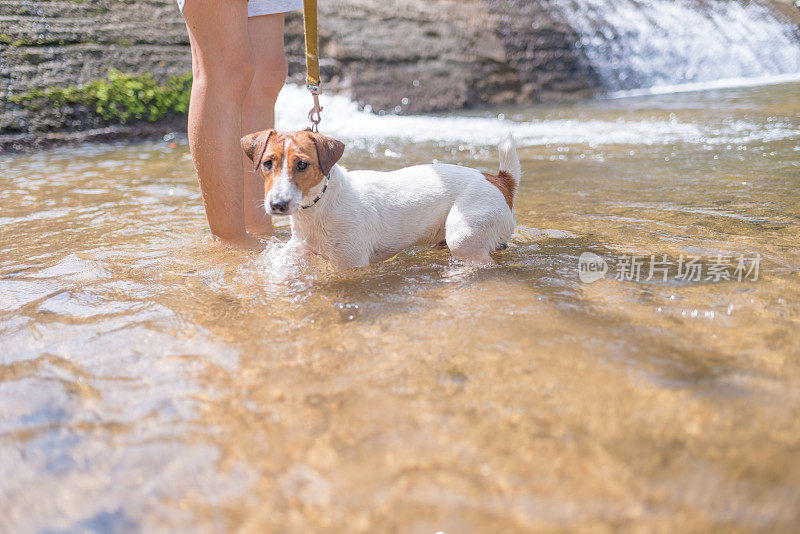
[10,70,193,123]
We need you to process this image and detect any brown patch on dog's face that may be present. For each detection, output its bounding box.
[241,130,345,215]
[241,128,279,195]
[483,170,516,210]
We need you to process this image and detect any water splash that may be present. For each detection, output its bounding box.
[607,72,800,97]
[549,0,800,91]
[234,238,331,301]
[275,84,705,146]
[274,82,799,148]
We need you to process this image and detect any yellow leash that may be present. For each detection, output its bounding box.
[303,0,323,132]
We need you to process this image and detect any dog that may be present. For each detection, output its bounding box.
[241,129,521,270]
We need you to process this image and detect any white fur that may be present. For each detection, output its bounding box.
[284,136,521,270]
[266,137,304,213]
[499,135,521,184]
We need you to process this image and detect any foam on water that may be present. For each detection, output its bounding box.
[275,84,704,146]
[607,72,800,98]
[274,84,799,148]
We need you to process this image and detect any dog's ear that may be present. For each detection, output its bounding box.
[309,133,345,176]
[241,129,275,165]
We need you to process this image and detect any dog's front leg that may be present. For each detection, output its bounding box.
[286,236,309,255]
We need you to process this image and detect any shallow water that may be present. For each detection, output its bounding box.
[1,81,800,532]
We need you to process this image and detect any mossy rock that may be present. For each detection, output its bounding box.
[10,70,193,124]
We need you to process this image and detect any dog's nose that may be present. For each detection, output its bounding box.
[270,199,289,213]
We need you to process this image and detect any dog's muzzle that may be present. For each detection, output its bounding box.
[269,199,290,214]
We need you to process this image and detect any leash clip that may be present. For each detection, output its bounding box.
[307,84,323,133]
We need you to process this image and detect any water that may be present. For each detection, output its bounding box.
[2,79,800,532]
[549,0,800,92]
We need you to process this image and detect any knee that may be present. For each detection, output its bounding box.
[193,50,255,102]
[247,57,288,102]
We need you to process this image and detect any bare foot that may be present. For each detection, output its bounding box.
[214,232,265,251]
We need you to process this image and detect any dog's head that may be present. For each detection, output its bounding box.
[241,129,345,216]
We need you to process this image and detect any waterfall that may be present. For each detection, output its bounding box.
[547,0,800,92]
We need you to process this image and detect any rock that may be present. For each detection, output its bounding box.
[0,0,603,150]
[0,0,192,150]
[2,0,795,151]
[296,0,601,114]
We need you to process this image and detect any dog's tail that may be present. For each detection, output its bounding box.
[484,133,522,211]
[498,133,521,186]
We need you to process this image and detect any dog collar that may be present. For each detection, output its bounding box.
[300,172,331,209]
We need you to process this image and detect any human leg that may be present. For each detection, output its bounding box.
[241,13,288,234]
[183,0,253,241]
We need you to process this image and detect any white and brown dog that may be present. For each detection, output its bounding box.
[241,129,521,270]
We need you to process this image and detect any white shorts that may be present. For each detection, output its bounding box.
[177,0,302,17]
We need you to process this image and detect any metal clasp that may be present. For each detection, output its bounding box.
[307,84,322,133]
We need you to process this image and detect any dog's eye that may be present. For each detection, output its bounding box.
[262,160,273,170]
[296,161,308,171]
